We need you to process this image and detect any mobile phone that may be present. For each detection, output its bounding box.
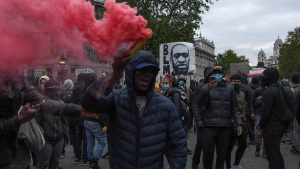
[209,76,215,82]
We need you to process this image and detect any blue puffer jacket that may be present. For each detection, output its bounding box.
[81,50,187,169]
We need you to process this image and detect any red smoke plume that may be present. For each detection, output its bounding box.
[0,0,151,76]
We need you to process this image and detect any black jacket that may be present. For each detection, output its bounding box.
[59,89,73,103]
[259,68,291,135]
[292,84,300,124]
[71,82,85,126]
[197,68,243,127]
[36,99,80,143]
[0,85,43,166]
[251,76,260,90]
[164,88,182,117]
[192,66,213,123]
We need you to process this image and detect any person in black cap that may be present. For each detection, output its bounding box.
[80,50,187,169]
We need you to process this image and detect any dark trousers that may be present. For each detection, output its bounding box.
[36,139,64,169]
[187,108,194,130]
[246,117,255,140]
[192,126,204,165]
[75,125,88,161]
[226,125,247,168]
[203,127,231,169]
[263,133,285,169]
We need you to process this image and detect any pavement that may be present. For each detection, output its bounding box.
[56,131,299,169]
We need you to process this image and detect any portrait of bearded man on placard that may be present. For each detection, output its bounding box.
[170,44,190,76]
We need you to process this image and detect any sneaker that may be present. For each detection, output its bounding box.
[231,165,243,169]
[101,152,109,159]
[281,139,286,144]
[75,158,80,164]
[290,147,300,155]
[255,151,260,157]
[248,140,255,145]
[60,154,65,159]
[263,152,267,159]
[286,139,292,145]
[82,160,89,166]
[88,159,100,169]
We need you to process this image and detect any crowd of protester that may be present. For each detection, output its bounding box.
[1,50,300,169]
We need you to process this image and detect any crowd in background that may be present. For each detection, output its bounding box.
[1,50,300,169]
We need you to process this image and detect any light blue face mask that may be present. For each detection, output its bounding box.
[162,84,170,91]
[214,73,223,83]
[178,80,185,86]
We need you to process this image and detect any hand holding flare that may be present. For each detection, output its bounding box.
[129,29,153,57]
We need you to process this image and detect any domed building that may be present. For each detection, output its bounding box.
[257,36,283,68]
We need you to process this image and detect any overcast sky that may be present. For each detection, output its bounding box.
[199,0,300,66]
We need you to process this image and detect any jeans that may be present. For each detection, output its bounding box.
[293,119,300,150]
[263,133,285,169]
[75,125,88,161]
[36,138,64,169]
[255,115,264,151]
[226,125,247,168]
[84,120,106,160]
[203,127,231,169]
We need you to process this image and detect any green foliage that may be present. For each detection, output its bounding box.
[115,0,215,58]
[278,26,300,78]
[216,49,249,72]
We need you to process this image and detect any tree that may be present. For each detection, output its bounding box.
[278,26,300,78]
[115,0,215,58]
[216,49,249,72]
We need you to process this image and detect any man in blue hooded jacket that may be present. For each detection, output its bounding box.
[81,50,187,169]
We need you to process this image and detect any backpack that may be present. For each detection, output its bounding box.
[254,87,264,107]
[277,86,295,124]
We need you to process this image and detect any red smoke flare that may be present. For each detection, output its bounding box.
[0,0,151,76]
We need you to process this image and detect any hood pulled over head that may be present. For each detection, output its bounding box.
[203,67,214,84]
[262,67,279,86]
[125,50,160,94]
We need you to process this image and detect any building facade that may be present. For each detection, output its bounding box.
[193,35,216,80]
[257,36,283,68]
[24,1,111,85]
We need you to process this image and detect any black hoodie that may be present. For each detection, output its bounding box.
[259,68,292,134]
[192,66,213,122]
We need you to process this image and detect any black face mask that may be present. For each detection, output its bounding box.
[261,76,268,87]
[232,83,240,91]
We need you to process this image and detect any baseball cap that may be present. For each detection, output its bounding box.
[135,62,160,70]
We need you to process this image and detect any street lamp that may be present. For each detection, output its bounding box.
[58,54,67,84]
[59,54,66,68]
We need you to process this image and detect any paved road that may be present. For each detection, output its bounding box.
[56,131,299,169]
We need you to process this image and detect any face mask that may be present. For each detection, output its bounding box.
[178,80,185,86]
[232,83,240,91]
[261,76,269,87]
[40,84,45,91]
[162,84,170,91]
[214,74,223,83]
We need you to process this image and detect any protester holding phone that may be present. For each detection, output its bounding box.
[196,66,243,169]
